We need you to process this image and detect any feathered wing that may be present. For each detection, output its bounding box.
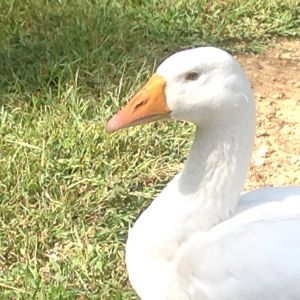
[167,187,300,300]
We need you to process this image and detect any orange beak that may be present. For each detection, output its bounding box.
[106,74,171,133]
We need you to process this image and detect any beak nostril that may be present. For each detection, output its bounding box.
[134,100,146,110]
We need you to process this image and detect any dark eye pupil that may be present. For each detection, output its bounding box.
[185,72,199,81]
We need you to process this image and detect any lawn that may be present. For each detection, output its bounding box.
[0,0,299,298]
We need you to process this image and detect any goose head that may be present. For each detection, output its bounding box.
[106,47,254,133]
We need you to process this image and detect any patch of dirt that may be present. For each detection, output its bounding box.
[236,39,300,190]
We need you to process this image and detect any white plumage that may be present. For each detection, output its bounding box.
[106,47,300,299]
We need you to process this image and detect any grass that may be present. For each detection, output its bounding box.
[0,0,299,298]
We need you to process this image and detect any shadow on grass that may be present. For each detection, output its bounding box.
[0,1,199,103]
[0,0,299,104]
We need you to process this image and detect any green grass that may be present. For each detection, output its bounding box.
[0,0,299,298]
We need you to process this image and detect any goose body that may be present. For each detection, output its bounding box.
[106,47,300,299]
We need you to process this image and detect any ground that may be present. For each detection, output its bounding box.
[0,1,299,297]
[238,39,300,190]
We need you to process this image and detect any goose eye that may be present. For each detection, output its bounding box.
[185,72,200,81]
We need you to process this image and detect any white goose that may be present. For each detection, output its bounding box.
[106,47,300,300]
